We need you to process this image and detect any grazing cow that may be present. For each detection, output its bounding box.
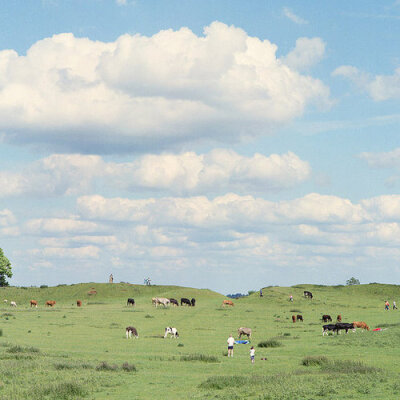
[152,297,157,306]
[191,298,196,307]
[87,290,97,295]
[154,297,170,308]
[304,291,313,299]
[337,314,342,322]
[77,300,82,307]
[238,327,252,339]
[222,300,234,307]
[353,321,370,331]
[322,324,337,336]
[126,326,139,339]
[164,327,179,338]
[127,298,135,306]
[45,300,56,307]
[296,314,303,322]
[322,314,332,323]
[3,299,7,303]
[292,315,296,323]
[181,298,191,306]
[169,298,179,307]
[10,301,17,307]
[335,322,355,334]
[30,300,38,308]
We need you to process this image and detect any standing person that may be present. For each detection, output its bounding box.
[109,274,113,283]
[385,300,390,310]
[393,301,397,310]
[250,346,255,364]
[227,334,235,357]
[260,289,263,297]
[289,295,293,302]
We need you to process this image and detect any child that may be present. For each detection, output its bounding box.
[250,346,255,364]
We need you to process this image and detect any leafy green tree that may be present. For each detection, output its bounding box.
[0,248,12,287]
[346,277,360,286]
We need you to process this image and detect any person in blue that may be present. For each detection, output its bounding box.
[260,289,263,297]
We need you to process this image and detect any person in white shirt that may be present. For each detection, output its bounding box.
[227,334,235,357]
[250,346,255,364]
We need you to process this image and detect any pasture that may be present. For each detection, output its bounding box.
[0,282,399,399]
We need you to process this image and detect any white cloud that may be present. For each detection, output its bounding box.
[360,147,400,169]
[281,37,325,71]
[28,246,100,259]
[333,66,400,101]
[283,7,308,25]
[0,22,330,153]
[26,218,100,235]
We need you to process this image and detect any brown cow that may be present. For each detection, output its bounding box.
[77,300,82,307]
[222,300,234,307]
[292,315,296,323]
[353,321,369,331]
[45,300,56,307]
[337,314,342,322]
[87,290,97,295]
[30,300,38,308]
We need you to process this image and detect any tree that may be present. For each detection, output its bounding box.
[346,277,360,286]
[0,248,12,287]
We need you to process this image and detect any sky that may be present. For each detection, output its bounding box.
[0,1,400,294]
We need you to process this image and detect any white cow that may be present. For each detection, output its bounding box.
[154,297,170,308]
[164,327,179,338]
[10,301,17,307]
[3,299,7,303]
[126,326,139,339]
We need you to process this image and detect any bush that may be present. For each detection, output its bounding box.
[40,285,48,288]
[34,382,87,399]
[177,343,184,347]
[180,353,219,363]
[258,340,282,348]
[199,376,247,389]
[302,355,328,366]
[7,345,40,354]
[96,361,119,371]
[122,362,137,372]
[321,360,380,374]
[144,314,154,318]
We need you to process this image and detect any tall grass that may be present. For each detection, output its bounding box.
[180,353,219,362]
[257,339,282,348]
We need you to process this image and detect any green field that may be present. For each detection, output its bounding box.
[0,282,399,399]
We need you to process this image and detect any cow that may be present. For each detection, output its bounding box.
[322,324,337,336]
[304,291,313,299]
[10,301,17,307]
[296,314,303,322]
[77,300,82,307]
[164,327,179,338]
[3,300,7,303]
[30,300,38,308]
[222,300,234,307]
[292,315,296,323]
[45,300,56,307]
[169,298,179,307]
[152,297,157,306]
[238,327,252,339]
[181,298,191,306]
[322,314,332,323]
[191,298,196,307]
[126,326,139,339]
[335,322,355,334]
[127,298,135,306]
[353,321,370,331]
[154,298,170,308]
[87,290,97,295]
[337,314,342,322]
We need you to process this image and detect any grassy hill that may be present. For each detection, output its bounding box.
[0,282,399,399]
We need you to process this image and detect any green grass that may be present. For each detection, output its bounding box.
[0,282,399,399]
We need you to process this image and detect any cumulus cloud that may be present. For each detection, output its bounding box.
[0,22,330,153]
[283,7,308,24]
[281,37,325,71]
[333,66,400,101]
[26,218,100,235]
[0,150,311,197]
[360,147,400,169]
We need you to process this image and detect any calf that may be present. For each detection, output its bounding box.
[126,326,139,339]
[30,300,38,308]
[169,298,179,306]
[77,300,82,307]
[164,327,179,338]
[127,298,135,306]
[322,324,336,336]
[296,314,303,322]
[337,314,342,322]
[181,298,191,306]
[10,301,17,307]
[322,314,332,323]
[292,315,296,323]
[45,300,56,307]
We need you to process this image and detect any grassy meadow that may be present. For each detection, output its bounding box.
[0,282,399,399]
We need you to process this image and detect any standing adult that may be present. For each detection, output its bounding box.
[259,289,263,297]
[385,300,390,310]
[227,334,235,357]
[393,301,397,310]
[109,274,113,283]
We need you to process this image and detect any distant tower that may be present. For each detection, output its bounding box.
[109,274,113,283]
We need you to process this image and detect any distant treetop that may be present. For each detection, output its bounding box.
[346,277,360,286]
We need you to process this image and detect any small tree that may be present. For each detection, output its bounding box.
[0,248,12,287]
[346,277,360,286]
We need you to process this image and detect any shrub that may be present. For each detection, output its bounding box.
[40,285,48,288]
[180,353,219,363]
[301,355,328,366]
[34,382,87,399]
[321,360,380,374]
[122,362,137,372]
[199,376,247,389]
[258,340,282,348]
[177,343,184,347]
[7,345,40,354]
[145,314,154,318]
[96,361,119,371]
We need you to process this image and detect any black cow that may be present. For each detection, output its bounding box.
[296,314,303,322]
[322,314,332,323]
[322,324,336,336]
[335,322,355,334]
[304,291,313,299]
[127,298,135,306]
[191,298,196,307]
[181,298,191,306]
[169,298,179,306]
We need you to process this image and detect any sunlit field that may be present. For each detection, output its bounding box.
[0,283,399,399]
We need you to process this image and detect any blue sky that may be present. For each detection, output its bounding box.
[0,1,400,293]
